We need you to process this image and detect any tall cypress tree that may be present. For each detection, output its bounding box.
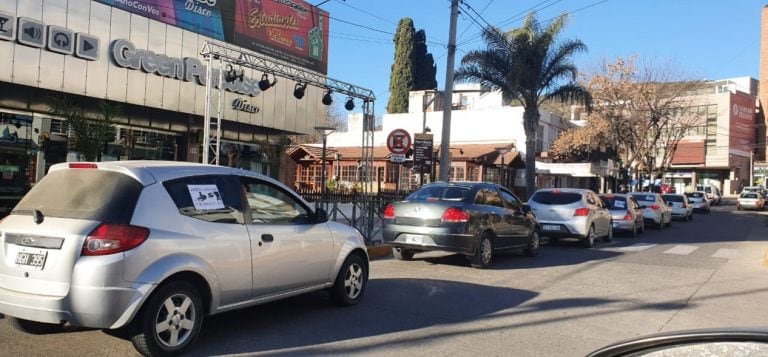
[413,30,437,90]
[387,18,416,114]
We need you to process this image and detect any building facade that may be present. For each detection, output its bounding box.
[665,78,759,194]
[0,0,332,212]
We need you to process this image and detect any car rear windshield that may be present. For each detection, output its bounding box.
[741,193,758,199]
[600,196,628,209]
[662,195,684,202]
[530,191,582,205]
[632,194,657,202]
[686,192,705,198]
[13,169,143,224]
[407,185,472,202]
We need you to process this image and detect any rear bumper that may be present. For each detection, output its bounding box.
[383,224,478,255]
[538,220,589,239]
[611,220,636,232]
[0,255,152,329]
[0,283,147,329]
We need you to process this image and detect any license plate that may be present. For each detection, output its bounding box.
[15,250,47,270]
[543,224,559,231]
[404,234,422,244]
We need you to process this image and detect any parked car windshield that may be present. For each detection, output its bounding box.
[599,195,629,209]
[406,185,472,202]
[12,168,143,224]
[529,191,582,205]
[662,195,684,202]
[740,193,759,199]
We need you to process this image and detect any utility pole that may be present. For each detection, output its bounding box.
[438,0,459,182]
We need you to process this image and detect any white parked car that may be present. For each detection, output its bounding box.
[528,188,613,248]
[630,192,673,229]
[685,191,711,213]
[662,194,693,221]
[737,192,765,211]
[0,161,369,356]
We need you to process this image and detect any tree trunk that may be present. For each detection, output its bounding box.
[523,106,539,199]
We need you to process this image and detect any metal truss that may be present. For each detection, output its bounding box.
[200,41,379,243]
[200,41,376,100]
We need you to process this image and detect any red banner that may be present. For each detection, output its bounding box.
[729,93,756,153]
[234,0,329,74]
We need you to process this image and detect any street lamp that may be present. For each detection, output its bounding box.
[495,146,511,187]
[315,126,336,210]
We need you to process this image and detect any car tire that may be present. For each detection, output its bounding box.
[604,223,613,242]
[630,223,638,238]
[523,230,541,257]
[666,217,672,228]
[8,317,63,335]
[656,219,664,229]
[391,247,414,261]
[331,253,368,306]
[470,232,494,269]
[639,222,645,234]
[130,281,204,357]
[582,225,596,248]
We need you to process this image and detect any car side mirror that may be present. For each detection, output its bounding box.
[315,208,328,223]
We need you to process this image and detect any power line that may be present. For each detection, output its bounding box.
[457,0,562,47]
[456,0,495,42]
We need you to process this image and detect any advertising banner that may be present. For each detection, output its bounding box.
[95,0,328,73]
[233,0,328,73]
[729,93,756,153]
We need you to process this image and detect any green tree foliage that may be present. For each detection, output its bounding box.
[413,30,437,90]
[49,96,119,162]
[455,13,592,196]
[387,18,416,113]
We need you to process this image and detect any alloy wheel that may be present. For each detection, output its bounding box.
[154,293,197,348]
[344,262,364,300]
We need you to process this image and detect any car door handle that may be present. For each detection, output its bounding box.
[261,234,274,242]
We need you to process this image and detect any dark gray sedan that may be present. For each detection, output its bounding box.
[382,182,541,269]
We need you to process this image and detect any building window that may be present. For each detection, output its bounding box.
[450,165,465,181]
[339,165,357,182]
[705,104,717,156]
[468,166,480,181]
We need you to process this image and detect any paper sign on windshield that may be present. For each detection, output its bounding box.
[188,184,225,210]
[614,200,626,209]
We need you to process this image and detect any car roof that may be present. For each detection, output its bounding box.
[535,188,593,194]
[48,160,277,187]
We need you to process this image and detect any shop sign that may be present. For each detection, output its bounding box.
[111,39,261,97]
[231,98,259,113]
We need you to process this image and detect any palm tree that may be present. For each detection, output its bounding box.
[455,13,592,197]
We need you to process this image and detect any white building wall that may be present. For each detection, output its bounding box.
[329,89,566,159]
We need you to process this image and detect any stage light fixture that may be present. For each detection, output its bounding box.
[344,97,355,111]
[322,90,333,105]
[258,73,276,91]
[293,83,307,99]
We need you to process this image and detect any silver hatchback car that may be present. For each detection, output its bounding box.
[0,161,369,356]
[528,188,613,247]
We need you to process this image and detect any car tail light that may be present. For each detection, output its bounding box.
[441,207,470,223]
[383,204,395,219]
[622,210,633,220]
[650,204,660,211]
[573,207,590,217]
[82,223,150,256]
[69,163,98,169]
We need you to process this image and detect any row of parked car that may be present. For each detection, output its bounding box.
[383,181,718,269]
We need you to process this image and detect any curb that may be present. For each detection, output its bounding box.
[367,244,392,260]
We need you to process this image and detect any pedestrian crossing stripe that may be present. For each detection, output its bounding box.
[664,245,699,255]
[600,244,740,259]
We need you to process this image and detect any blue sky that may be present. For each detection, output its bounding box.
[320,0,762,117]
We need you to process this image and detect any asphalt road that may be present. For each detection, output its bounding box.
[2,198,768,356]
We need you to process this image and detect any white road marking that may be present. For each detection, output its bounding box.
[664,245,699,255]
[711,248,740,259]
[602,243,658,252]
